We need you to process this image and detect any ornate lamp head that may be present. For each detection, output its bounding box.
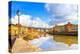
[16,10,20,16]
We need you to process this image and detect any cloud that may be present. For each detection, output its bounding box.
[11,15,32,26]
[57,22,66,26]
[45,4,78,25]
[32,17,51,28]
[11,15,51,28]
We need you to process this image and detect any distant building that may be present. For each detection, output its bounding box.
[52,22,78,32]
[64,22,78,32]
[15,24,22,27]
[52,24,64,32]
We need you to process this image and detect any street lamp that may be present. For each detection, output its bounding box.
[16,10,21,38]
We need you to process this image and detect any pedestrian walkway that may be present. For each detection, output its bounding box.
[11,38,41,53]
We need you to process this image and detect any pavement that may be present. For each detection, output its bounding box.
[11,38,42,53]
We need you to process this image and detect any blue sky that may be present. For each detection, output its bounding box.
[9,1,49,22]
[9,1,78,28]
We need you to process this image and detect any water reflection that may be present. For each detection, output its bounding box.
[53,35,78,46]
[29,34,78,51]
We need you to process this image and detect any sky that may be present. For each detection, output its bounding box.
[9,1,78,28]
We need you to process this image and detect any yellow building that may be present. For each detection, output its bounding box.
[9,24,41,39]
[9,24,18,36]
[9,24,28,37]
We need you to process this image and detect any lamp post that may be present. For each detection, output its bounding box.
[16,10,21,38]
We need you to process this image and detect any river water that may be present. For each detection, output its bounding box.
[29,34,78,51]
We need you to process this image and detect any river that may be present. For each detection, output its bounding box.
[29,34,78,51]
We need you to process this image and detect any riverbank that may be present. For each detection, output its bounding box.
[48,32,78,36]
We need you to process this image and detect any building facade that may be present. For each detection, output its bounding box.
[64,22,78,32]
[52,22,78,32]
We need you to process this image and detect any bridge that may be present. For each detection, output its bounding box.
[29,27,52,33]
